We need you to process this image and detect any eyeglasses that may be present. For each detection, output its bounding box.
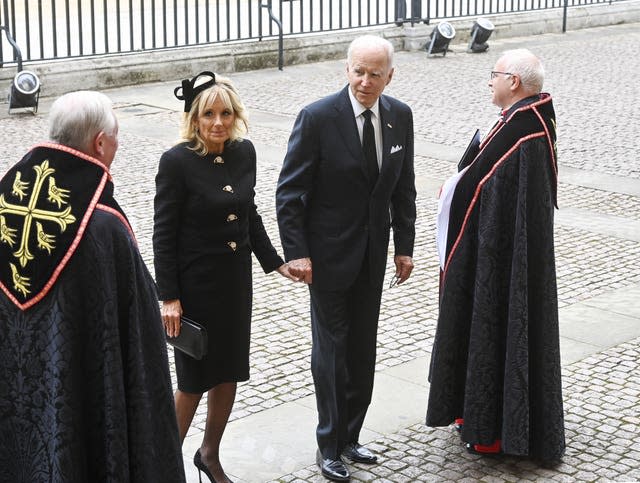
[490,71,514,80]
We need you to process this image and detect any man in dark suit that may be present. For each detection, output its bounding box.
[276,35,416,481]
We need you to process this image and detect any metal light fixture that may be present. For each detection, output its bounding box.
[2,21,41,114]
[9,70,41,113]
[426,22,456,57]
[468,18,494,53]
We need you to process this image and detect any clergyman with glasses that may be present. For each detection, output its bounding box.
[426,48,565,464]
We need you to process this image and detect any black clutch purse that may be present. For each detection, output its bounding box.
[166,316,208,360]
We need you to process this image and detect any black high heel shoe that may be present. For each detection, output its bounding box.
[194,449,216,483]
[193,450,234,483]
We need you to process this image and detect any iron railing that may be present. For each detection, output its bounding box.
[0,0,623,65]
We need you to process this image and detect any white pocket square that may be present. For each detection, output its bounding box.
[390,145,403,154]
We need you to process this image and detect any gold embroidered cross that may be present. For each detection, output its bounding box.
[0,160,76,295]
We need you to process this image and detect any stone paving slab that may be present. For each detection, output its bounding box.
[557,208,640,242]
[560,167,640,199]
[560,296,640,351]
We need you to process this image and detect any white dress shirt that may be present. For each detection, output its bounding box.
[348,88,382,169]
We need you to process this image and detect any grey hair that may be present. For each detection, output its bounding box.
[500,49,545,93]
[48,90,117,152]
[347,35,394,69]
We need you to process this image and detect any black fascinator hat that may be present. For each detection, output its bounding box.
[174,71,217,112]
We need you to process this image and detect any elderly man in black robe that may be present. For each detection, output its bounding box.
[426,49,565,463]
[0,91,186,482]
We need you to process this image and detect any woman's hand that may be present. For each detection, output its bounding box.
[276,263,299,282]
[161,299,183,338]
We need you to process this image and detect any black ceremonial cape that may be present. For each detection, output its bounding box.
[426,94,565,462]
[0,144,185,482]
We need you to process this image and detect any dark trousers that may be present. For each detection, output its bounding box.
[309,256,384,459]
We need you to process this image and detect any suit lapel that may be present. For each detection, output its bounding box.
[333,87,365,165]
[379,95,395,177]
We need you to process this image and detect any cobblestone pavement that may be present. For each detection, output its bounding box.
[269,338,640,482]
[1,20,639,483]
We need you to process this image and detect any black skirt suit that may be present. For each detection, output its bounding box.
[153,140,283,393]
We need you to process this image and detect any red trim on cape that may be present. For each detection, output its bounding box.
[95,203,137,246]
[34,142,113,182]
[531,104,559,188]
[441,131,546,284]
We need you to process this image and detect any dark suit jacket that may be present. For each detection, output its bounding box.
[276,86,416,291]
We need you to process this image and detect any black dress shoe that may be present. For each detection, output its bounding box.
[316,450,350,481]
[341,442,378,464]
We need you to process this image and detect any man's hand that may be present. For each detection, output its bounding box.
[288,257,313,284]
[276,263,299,281]
[393,255,414,284]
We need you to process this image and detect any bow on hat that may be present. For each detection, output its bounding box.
[174,71,217,112]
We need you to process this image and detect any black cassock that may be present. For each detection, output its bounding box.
[0,145,185,482]
[426,94,565,462]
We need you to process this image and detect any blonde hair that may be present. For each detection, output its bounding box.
[179,75,248,156]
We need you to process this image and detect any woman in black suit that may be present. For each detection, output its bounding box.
[153,72,294,483]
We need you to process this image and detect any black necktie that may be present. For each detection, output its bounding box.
[362,109,378,185]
